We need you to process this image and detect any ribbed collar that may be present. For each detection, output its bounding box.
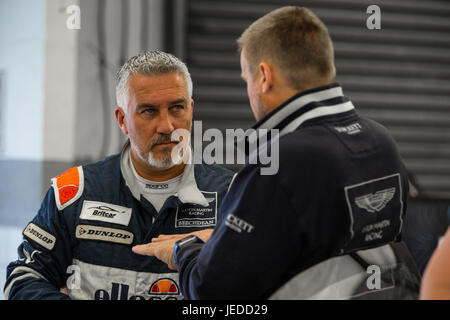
[241,83,355,157]
[255,82,354,132]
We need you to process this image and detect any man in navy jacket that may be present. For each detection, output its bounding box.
[133,8,420,299]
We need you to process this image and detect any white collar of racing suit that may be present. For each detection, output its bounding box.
[120,140,209,207]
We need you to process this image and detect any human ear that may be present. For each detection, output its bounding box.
[259,62,273,94]
[115,107,128,135]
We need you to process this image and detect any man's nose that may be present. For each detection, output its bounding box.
[156,110,175,134]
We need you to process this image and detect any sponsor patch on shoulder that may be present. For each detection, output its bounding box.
[23,223,56,250]
[334,122,362,135]
[52,166,84,211]
[76,225,134,245]
[80,201,132,226]
[343,173,403,251]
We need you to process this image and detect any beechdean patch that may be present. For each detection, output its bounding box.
[23,223,56,251]
[175,191,217,228]
[343,173,403,252]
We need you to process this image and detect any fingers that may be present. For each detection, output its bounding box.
[151,234,182,242]
[132,244,155,256]
[132,240,178,271]
[133,231,211,271]
[153,229,214,243]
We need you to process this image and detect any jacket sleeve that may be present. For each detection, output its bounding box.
[177,164,301,299]
[4,188,74,300]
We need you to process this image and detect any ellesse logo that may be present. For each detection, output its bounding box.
[75,225,134,245]
[93,278,181,300]
[148,278,180,296]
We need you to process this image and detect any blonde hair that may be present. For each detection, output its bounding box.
[237,6,336,90]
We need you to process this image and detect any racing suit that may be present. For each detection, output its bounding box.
[4,143,234,300]
[176,83,420,299]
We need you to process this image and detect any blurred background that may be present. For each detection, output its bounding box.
[0,0,449,297]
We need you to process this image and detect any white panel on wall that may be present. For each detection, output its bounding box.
[0,72,5,155]
[0,0,45,160]
[42,0,80,162]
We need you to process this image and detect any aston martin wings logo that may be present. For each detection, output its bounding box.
[354,187,396,213]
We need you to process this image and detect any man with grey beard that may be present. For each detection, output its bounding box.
[4,51,234,300]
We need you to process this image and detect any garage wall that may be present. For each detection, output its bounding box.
[182,0,450,199]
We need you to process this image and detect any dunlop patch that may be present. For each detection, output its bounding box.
[76,225,134,245]
[23,223,56,250]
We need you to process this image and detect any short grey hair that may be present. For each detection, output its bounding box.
[116,51,193,112]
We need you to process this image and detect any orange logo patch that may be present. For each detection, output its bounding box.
[148,278,179,295]
[53,167,81,207]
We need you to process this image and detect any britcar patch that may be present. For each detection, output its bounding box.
[344,173,403,252]
[23,223,56,250]
[80,201,132,226]
[175,191,217,228]
[76,225,134,245]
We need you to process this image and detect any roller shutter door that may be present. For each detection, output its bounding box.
[182,0,450,199]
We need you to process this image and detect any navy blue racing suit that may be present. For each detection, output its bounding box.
[4,145,234,300]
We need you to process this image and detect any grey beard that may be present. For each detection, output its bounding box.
[147,148,176,169]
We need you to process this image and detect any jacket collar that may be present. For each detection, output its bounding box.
[248,83,355,142]
[120,140,209,207]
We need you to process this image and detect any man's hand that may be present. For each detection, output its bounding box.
[131,229,213,270]
[132,237,178,270]
[420,227,450,299]
[152,228,213,243]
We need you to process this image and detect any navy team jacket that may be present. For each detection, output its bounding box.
[177,83,410,299]
[4,149,233,300]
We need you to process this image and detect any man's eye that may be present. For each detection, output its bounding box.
[142,108,155,114]
[171,105,184,111]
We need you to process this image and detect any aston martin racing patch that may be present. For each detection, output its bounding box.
[344,173,403,251]
[175,191,217,228]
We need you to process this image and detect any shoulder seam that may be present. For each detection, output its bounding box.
[227,173,238,193]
